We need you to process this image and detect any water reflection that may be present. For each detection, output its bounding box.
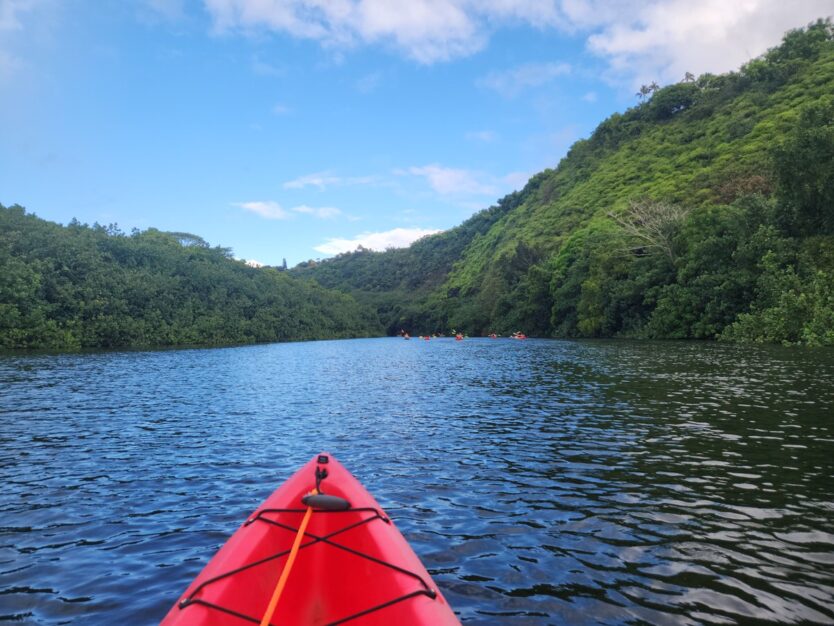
[1,339,833,624]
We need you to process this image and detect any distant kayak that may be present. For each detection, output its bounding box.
[160,454,460,625]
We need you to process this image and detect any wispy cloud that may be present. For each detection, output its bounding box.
[478,61,571,97]
[236,201,291,220]
[291,204,341,219]
[315,227,442,255]
[404,164,498,196]
[285,165,508,198]
[272,102,291,115]
[283,171,378,190]
[582,91,597,102]
[283,172,340,190]
[236,200,341,220]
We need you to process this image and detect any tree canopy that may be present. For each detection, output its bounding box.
[0,206,381,349]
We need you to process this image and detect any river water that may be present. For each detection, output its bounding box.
[1,338,833,625]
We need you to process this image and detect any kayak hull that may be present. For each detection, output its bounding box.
[159,454,459,626]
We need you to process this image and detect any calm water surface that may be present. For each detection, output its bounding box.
[1,338,833,625]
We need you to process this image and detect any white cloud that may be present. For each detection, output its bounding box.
[580,0,834,88]
[355,1,483,63]
[201,0,832,85]
[283,171,341,190]
[236,201,291,220]
[243,258,265,268]
[291,204,341,218]
[202,0,563,63]
[283,171,378,190]
[284,165,510,199]
[582,90,597,102]
[236,200,342,220]
[272,102,291,115]
[406,164,497,196]
[315,227,442,255]
[478,61,571,97]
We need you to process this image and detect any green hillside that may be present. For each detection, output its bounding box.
[4,22,832,350]
[290,191,525,333]
[293,20,834,346]
[0,205,382,349]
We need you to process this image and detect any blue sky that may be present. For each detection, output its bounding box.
[1,1,830,266]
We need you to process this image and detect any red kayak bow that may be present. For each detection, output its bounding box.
[160,453,460,625]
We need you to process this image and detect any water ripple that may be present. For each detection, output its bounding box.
[1,339,833,624]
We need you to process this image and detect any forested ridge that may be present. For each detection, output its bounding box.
[0,207,382,349]
[3,21,833,350]
[292,20,834,346]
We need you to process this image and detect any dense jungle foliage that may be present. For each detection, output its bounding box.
[292,20,834,346]
[0,206,381,349]
[3,21,832,350]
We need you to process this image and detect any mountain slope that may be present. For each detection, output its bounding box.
[294,20,834,345]
[290,190,528,332]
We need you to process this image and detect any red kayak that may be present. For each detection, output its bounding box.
[160,454,460,626]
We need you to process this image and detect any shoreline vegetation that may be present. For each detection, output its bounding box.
[3,21,834,351]
[0,206,382,350]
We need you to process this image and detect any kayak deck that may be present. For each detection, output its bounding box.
[160,454,459,625]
